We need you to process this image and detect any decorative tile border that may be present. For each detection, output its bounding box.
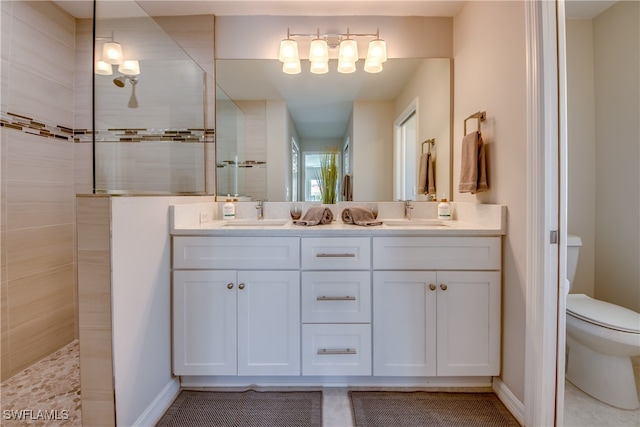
[217,160,267,168]
[90,128,215,144]
[1,111,215,144]
[1,112,73,142]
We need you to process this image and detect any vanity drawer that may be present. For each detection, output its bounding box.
[373,237,501,270]
[302,324,372,376]
[302,271,371,323]
[173,236,300,270]
[301,237,370,270]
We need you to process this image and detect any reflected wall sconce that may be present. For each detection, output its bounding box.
[94,32,140,76]
[278,28,387,75]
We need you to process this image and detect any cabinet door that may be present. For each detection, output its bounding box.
[373,271,437,376]
[173,270,237,375]
[436,271,501,376]
[237,270,301,376]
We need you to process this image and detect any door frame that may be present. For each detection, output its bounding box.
[524,1,567,426]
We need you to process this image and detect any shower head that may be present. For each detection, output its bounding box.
[113,75,138,87]
[113,76,126,87]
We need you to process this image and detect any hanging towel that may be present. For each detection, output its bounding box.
[293,205,334,226]
[426,153,436,194]
[342,174,352,201]
[341,207,382,226]
[459,132,488,194]
[418,153,437,195]
[418,153,428,194]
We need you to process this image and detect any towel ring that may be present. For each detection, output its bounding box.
[421,138,435,154]
[464,111,486,135]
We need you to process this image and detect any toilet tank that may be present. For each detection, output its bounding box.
[567,235,582,289]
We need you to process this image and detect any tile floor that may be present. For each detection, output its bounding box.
[0,340,81,426]
[1,340,639,427]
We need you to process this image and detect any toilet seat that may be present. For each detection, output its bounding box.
[567,294,640,334]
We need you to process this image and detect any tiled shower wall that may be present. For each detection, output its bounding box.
[1,1,79,381]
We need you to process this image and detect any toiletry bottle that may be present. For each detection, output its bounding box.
[223,198,236,220]
[438,195,451,220]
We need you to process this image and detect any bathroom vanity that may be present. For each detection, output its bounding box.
[170,202,506,388]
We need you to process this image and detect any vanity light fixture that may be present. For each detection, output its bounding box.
[277,28,387,74]
[95,32,141,76]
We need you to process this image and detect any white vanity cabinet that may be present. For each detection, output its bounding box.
[172,236,300,376]
[372,237,501,377]
[300,238,372,376]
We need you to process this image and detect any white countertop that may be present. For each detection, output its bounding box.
[170,201,507,237]
[171,219,503,237]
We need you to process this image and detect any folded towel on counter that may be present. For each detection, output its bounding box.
[293,206,334,226]
[341,207,383,227]
[459,132,489,194]
[418,153,437,195]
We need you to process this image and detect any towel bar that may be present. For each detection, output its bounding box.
[421,138,435,154]
[464,111,486,135]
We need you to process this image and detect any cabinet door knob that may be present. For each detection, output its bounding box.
[429,284,436,291]
[238,283,245,290]
[440,284,448,291]
[227,283,234,289]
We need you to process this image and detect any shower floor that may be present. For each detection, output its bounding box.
[0,340,81,426]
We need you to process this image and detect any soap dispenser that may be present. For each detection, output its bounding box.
[223,197,236,220]
[437,195,451,220]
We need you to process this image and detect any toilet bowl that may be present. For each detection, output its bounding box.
[565,235,640,410]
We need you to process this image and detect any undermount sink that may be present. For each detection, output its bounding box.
[383,219,449,227]
[221,219,289,227]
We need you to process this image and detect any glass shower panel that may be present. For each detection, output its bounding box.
[215,85,247,198]
[94,1,209,194]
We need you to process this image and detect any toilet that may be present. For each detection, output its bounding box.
[565,235,640,410]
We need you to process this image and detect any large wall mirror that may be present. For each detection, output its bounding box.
[214,14,453,202]
[216,57,451,202]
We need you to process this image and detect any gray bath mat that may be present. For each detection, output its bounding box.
[156,389,322,427]
[349,391,519,426]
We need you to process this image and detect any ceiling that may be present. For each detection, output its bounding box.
[53,0,619,20]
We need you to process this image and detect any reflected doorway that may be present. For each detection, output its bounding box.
[393,100,418,201]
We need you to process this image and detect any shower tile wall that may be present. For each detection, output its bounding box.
[1,1,78,381]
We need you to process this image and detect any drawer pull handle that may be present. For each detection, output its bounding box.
[316,253,356,258]
[238,283,245,290]
[317,296,356,301]
[317,348,356,355]
[440,284,448,291]
[429,284,436,291]
[227,283,234,289]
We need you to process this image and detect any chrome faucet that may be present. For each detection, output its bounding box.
[255,199,265,220]
[404,200,414,220]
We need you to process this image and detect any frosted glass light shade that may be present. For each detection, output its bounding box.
[282,60,301,74]
[309,39,329,62]
[310,60,329,74]
[338,39,358,63]
[337,60,356,74]
[95,60,113,75]
[364,58,383,73]
[102,42,123,64]
[118,59,140,75]
[279,39,299,62]
[367,39,387,63]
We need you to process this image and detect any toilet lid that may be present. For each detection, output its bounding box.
[567,294,640,333]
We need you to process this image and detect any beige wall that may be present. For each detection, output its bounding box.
[1,1,78,381]
[566,2,640,313]
[453,1,527,402]
[352,100,394,201]
[566,19,597,297]
[592,1,640,312]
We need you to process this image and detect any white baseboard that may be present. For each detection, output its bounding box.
[493,377,525,426]
[133,378,180,427]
